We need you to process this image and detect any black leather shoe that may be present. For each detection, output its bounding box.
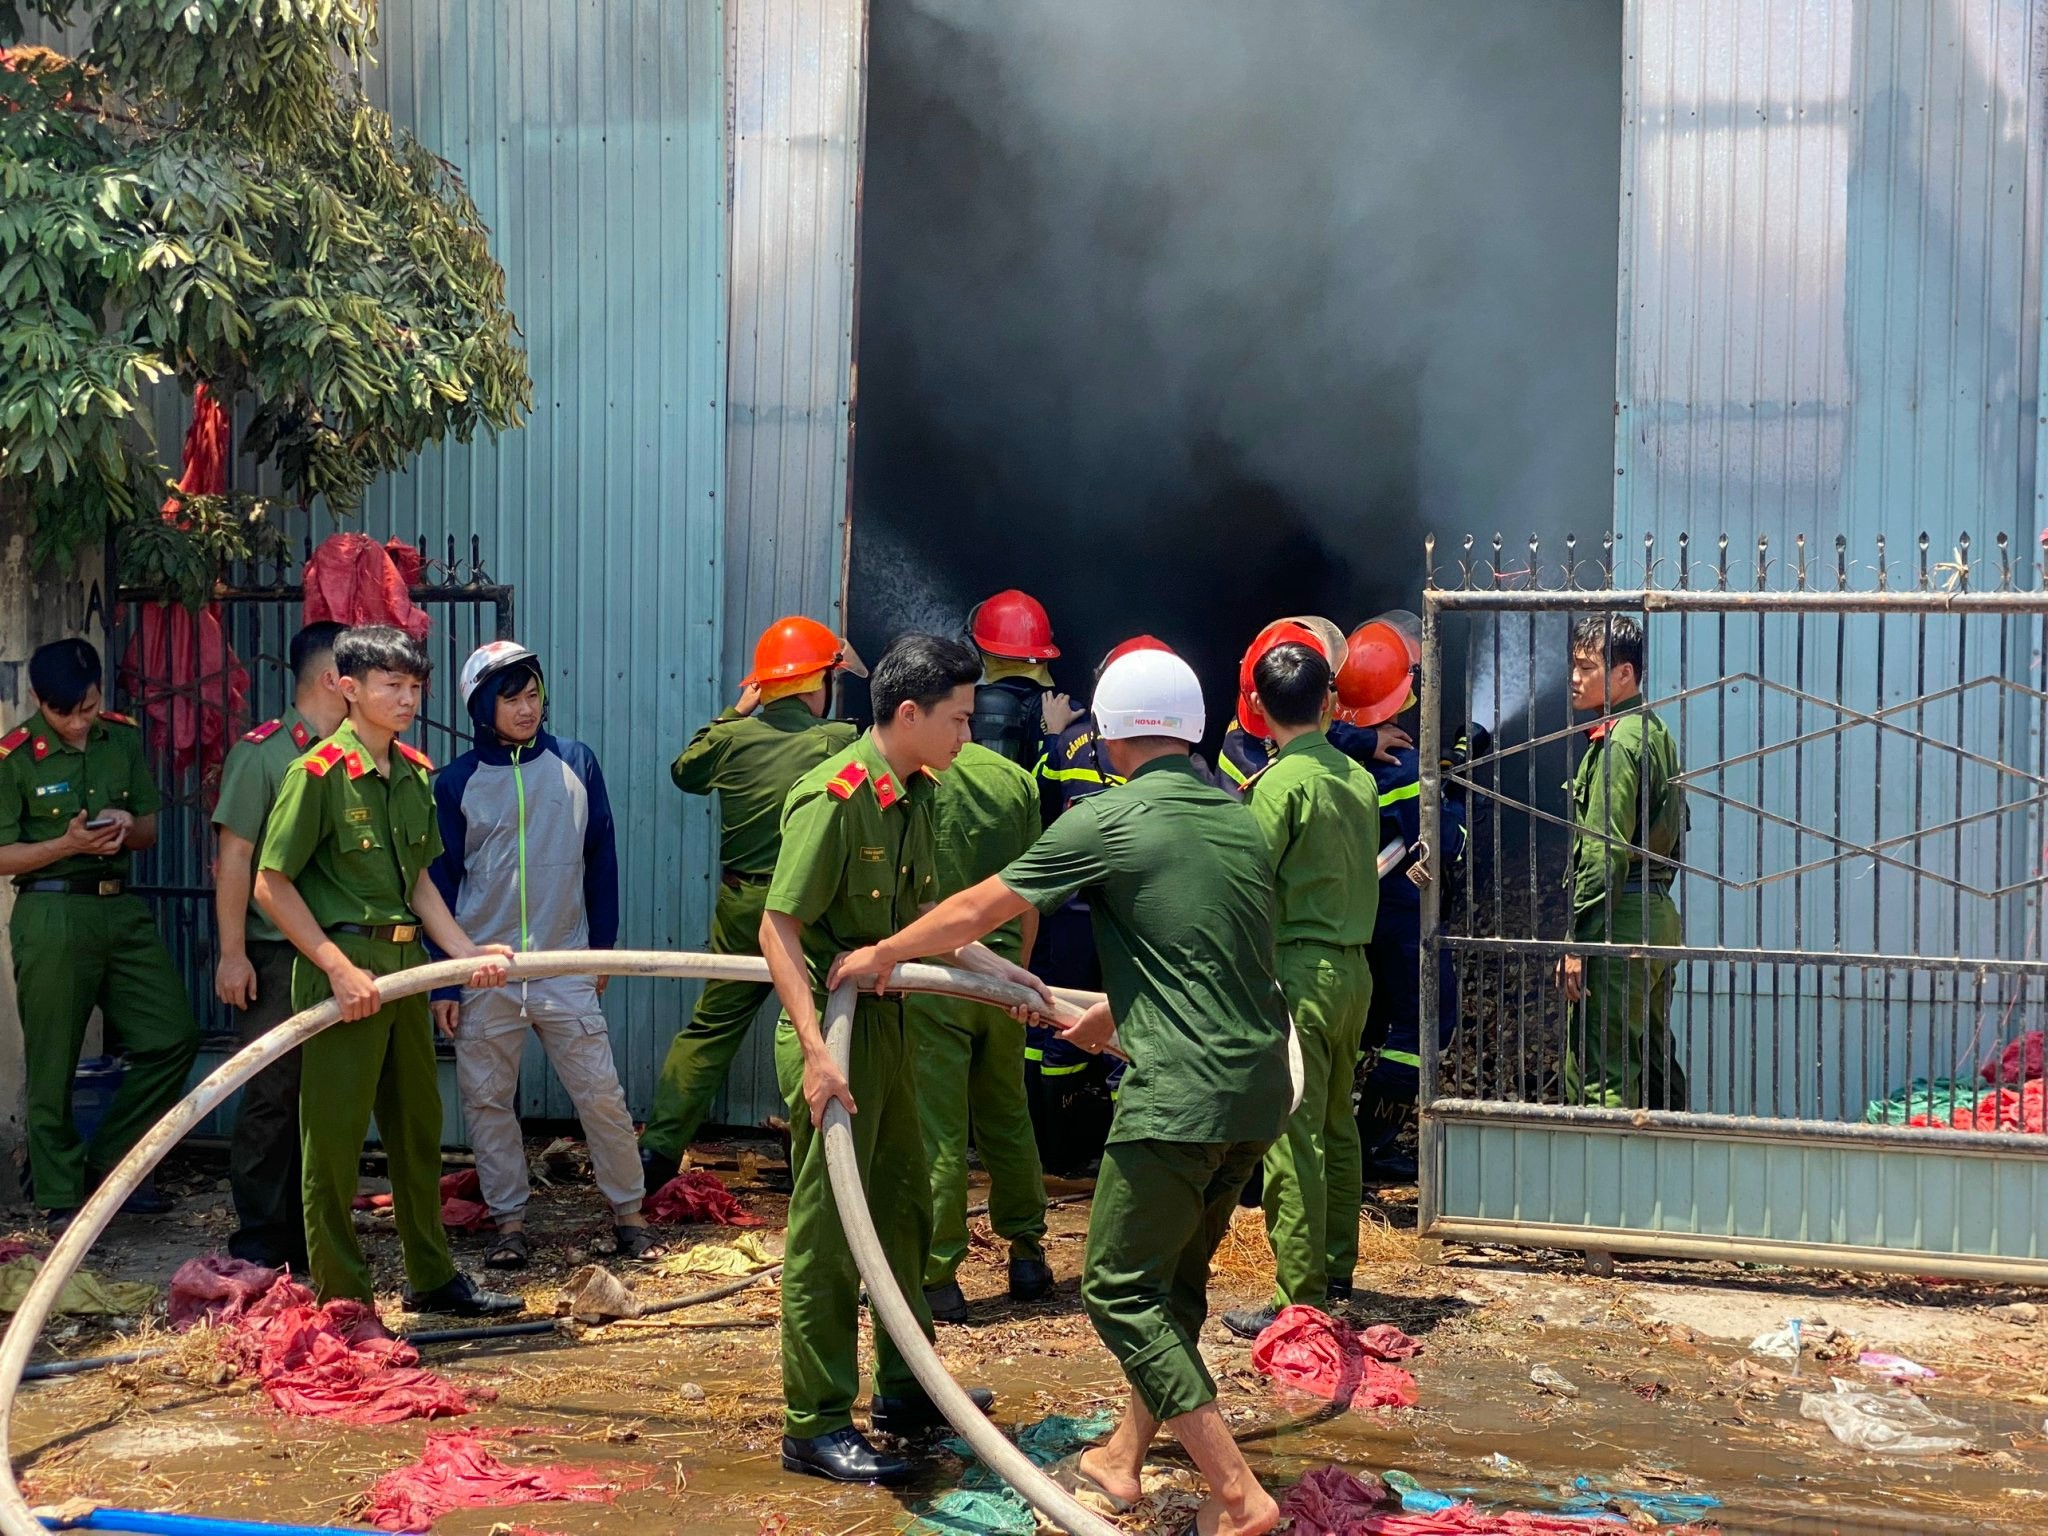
[1007,1256,1055,1302]
[43,1208,77,1237]
[120,1181,175,1215]
[870,1386,994,1437]
[781,1426,913,1485]
[640,1146,681,1191]
[1222,1306,1279,1341]
[923,1280,969,1323]
[404,1270,524,1317]
[1325,1278,1354,1304]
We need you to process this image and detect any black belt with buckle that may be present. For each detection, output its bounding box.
[16,876,124,897]
[332,921,422,944]
[720,869,771,890]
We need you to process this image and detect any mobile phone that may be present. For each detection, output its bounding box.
[84,814,117,831]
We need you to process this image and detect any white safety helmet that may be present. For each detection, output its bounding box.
[460,639,540,709]
[1094,648,1206,743]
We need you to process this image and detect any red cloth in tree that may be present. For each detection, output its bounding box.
[646,1170,763,1227]
[361,1431,649,1532]
[304,532,432,641]
[167,1255,285,1330]
[1981,1030,2046,1085]
[352,1168,494,1232]
[1250,1306,1420,1409]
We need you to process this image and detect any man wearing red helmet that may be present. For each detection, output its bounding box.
[967,589,1062,774]
[639,617,862,1187]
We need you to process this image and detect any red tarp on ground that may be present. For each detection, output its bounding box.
[1250,1307,1420,1409]
[645,1170,763,1227]
[1278,1466,1394,1529]
[353,1168,493,1233]
[1913,1079,2047,1135]
[303,532,433,641]
[1981,1029,2045,1085]
[169,1254,480,1425]
[361,1431,649,1532]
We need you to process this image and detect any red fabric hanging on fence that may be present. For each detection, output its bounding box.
[118,384,250,785]
[303,532,433,641]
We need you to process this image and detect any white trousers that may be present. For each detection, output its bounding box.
[454,1012,646,1222]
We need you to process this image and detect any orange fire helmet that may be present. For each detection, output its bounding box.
[970,590,1060,661]
[1369,608,1423,665]
[1235,618,1335,736]
[741,616,866,688]
[1334,620,1416,727]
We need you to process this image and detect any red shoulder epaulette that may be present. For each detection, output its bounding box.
[242,719,283,745]
[395,741,434,773]
[874,771,899,810]
[0,726,28,760]
[290,721,311,749]
[302,743,348,778]
[1586,719,1612,743]
[99,710,137,727]
[825,761,870,801]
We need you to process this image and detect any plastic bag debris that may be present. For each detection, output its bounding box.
[1799,1378,1976,1455]
[912,1411,1118,1535]
[1561,1476,1721,1524]
[1384,1470,1458,1514]
[558,1265,642,1323]
[652,1232,778,1279]
[1748,1320,1802,1363]
[1527,1364,1579,1399]
[1857,1351,1936,1382]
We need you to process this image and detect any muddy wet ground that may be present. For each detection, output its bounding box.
[7,1139,2046,1536]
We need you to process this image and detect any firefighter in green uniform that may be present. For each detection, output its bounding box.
[837,644,1288,1536]
[912,739,1052,1324]
[1222,635,1379,1340]
[0,640,199,1232]
[1559,615,1686,1110]
[212,620,349,1269]
[640,616,862,1188]
[763,634,1028,1486]
[254,626,522,1315]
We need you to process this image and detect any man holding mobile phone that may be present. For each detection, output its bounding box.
[0,639,199,1233]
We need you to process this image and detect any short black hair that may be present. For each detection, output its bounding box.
[871,633,981,723]
[289,621,349,686]
[333,625,432,682]
[1572,615,1647,678]
[1253,642,1332,729]
[28,638,102,713]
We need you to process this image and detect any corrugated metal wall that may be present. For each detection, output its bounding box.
[1615,0,2045,551]
[711,0,870,1124]
[356,0,731,1119]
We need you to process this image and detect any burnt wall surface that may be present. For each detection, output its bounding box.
[848,0,1622,724]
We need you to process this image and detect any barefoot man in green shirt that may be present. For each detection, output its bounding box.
[834,644,1289,1536]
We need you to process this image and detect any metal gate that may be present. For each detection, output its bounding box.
[112,539,514,1139]
[1419,531,2048,1282]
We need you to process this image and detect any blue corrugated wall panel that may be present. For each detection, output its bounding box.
[356,0,730,1120]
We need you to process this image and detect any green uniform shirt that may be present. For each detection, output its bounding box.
[1569,701,1683,937]
[999,754,1291,1146]
[257,718,443,929]
[930,741,1040,961]
[764,731,940,1000]
[1244,732,1381,948]
[212,707,319,944]
[672,698,860,877]
[0,710,158,883]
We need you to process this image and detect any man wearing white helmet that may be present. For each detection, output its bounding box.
[427,640,652,1267]
[833,644,1288,1536]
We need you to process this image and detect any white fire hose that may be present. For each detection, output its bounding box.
[0,951,1137,1536]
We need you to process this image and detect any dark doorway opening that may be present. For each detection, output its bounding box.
[849,0,1623,730]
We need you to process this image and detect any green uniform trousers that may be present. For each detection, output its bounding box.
[642,880,772,1160]
[1260,941,1373,1306]
[908,992,1047,1288]
[1083,1137,1267,1423]
[11,892,198,1210]
[775,1002,936,1439]
[293,936,458,1305]
[1562,891,1687,1111]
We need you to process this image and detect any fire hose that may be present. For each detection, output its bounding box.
[0,951,1134,1536]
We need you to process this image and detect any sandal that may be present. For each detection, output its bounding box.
[1045,1452,1135,1514]
[484,1230,531,1270]
[608,1224,666,1261]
